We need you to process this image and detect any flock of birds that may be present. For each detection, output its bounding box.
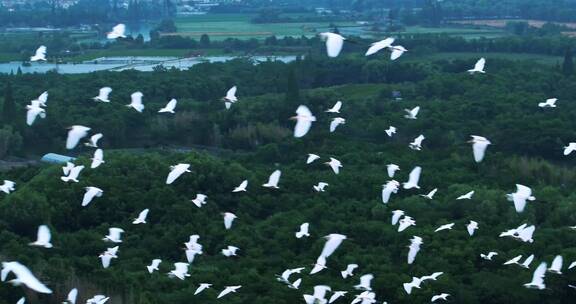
[1,23,575,304]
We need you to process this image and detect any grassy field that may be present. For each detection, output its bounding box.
[408,52,562,66]
[173,14,365,40]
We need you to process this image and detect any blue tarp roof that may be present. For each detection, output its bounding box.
[40,153,76,164]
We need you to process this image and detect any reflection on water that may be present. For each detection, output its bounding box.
[0,56,299,74]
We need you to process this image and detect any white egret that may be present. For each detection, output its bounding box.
[223,212,237,230]
[191,194,208,208]
[217,286,242,299]
[386,164,400,177]
[166,163,191,184]
[93,87,112,102]
[85,133,103,148]
[296,223,310,238]
[434,223,454,232]
[223,86,238,109]
[326,101,342,113]
[381,180,400,204]
[90,149,105,169]
[328,291,347,304]
[107,24,126,39]
[354,274,373,291]
[564,143,576,155]
[307,153,320,164]
[168,262,190,280]
[65,288,78,304]
[194,283,212,295]
[403,276,422,294]
[390,45,408,60]
[313,182,329,192]
[126,92,144,112]
[292,105,316,138]
[61,165,85,183]
[456,190,475,200]
[99,246,118,269]
[431,293,450,302]
[467,221,479,236]
[385,126,397,137]
[480,252,498,260]
[330,117,346,132]
[365,37,395,56]
[409,135,425,151]
[263,170,281,189]
[233,180,248,192]
[147,259,162,273]
[222,245,240,257]
[30,46,47,61]
[420,188,437,200]
[158,99,177,114]
[548,255,563,274]
[538,98,557,108]
[66,125,91,150]
[468,58,486,74]
[325,157,342,174]
[407,236,422,265]
[404,106,420,119]
[82,186,103,206]
[506,184,535,213]
[26,105,45,126]
[469,135,491,163]
[103,228,124,243]
[398,216,416,232]
[1,261,52,294]
[29,225,52,248]
[0,180,15,194]
[341,264,359,279]
[320,234,347,258]
[320,32,345,57]
[132,209,149,224]
[524,262,547,289]
[391,210,405,225]
[403,166,421,189]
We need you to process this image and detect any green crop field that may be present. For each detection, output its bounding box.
[173,14,365,40]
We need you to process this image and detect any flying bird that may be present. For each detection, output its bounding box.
[85,133,103,148]
[263,170,281,189]
[434,223,455,232]
[292,105,316,138]
[194,283,212,295]
[385,126,397,137]
[386,164,400,177]
[354,274,374,291]
[398,216,416,232]
[26,104,46,126]
[65,288,78,304]
[403,166,421,189]
[404,106,420,119]
[391,210,405,225]
[320,234,347,258]
[191,194,208,208]
[468,58,486,74]
[326,101,342,113]
[409,135,425,151]
[328,291,347,304]
[158,99,177,113]
[467,220,479,236]
[548,255,563,274]
[132,209,149,224]
[66,125,91,150]
[480,252,498,260]
[233,180,248,192]
[82,186,103,206]
[103,227,124,243]
[313,182,329,192]
[29,225,52,248]
[341,264,358,279]
[93,87,112,102]
[431,293,450,302]
[469,135,491,163]
[365,37,395,56]
[538,98,557,108]
[126,92,144,112]
[1,261,52,294]
[564,143,576,155]
[390,45,408,60]
[330,117,346,132]
[217,286,242,299]
[91,149,105,169]
[524,262,547,289]
[320,32,345,57]
[382,180,400,204]
[107,24,126,39]
[168,262,190,280]
[307,153,320,164]
[61,165,85,183]
[407,236,422,264]
[166,163,191,184]
[147,259,162,273]
[325,157,342,174]
[223,212,237,230]
[506,184,535,213]
[30,46,47,61]
[456,190,475,200]
[99,246,118,269]
[223,86,238,109]
[0,180,16,194]
[296,223,310,238]
[222,245,240,257]
[310,256,328,275]
[420,188,437,200]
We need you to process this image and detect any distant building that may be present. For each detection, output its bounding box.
[392,90,403,101]
[40,153,76,164]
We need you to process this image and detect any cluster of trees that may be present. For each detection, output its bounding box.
[2,51,576,303]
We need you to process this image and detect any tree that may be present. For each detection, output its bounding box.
[1,82,16,126]
[284,68,300,107]
[200,34,211,48]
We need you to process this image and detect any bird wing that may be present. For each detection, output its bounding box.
[325,33,344,57]
[320,235,345,258]
[407,244,420,264]
[26,106,43,126]
[38,91,48,104]
[365,38,394,56]
[330,119,339,132]
[11,262,52,294]
[475,58,486,71]
[226,86,237,100]
[82,187,99,206]
[516,184,532,198]
[66,127,89,150]
[406,166,421,188]
[473,141,489,162]
[390,47,405,60]
[166,167,183,185]
[99,87,112,100]
[67,288,78,304]
[512,194,527,212]
[267,170,281,186]
[382,184,395,204]
[35,46,47,57]
[37,225,51,245]
[530,262,547,285]
[551,255,563,271]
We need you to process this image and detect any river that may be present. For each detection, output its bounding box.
[0,55,298,74]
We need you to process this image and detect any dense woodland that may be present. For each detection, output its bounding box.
[1,35,576,303]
